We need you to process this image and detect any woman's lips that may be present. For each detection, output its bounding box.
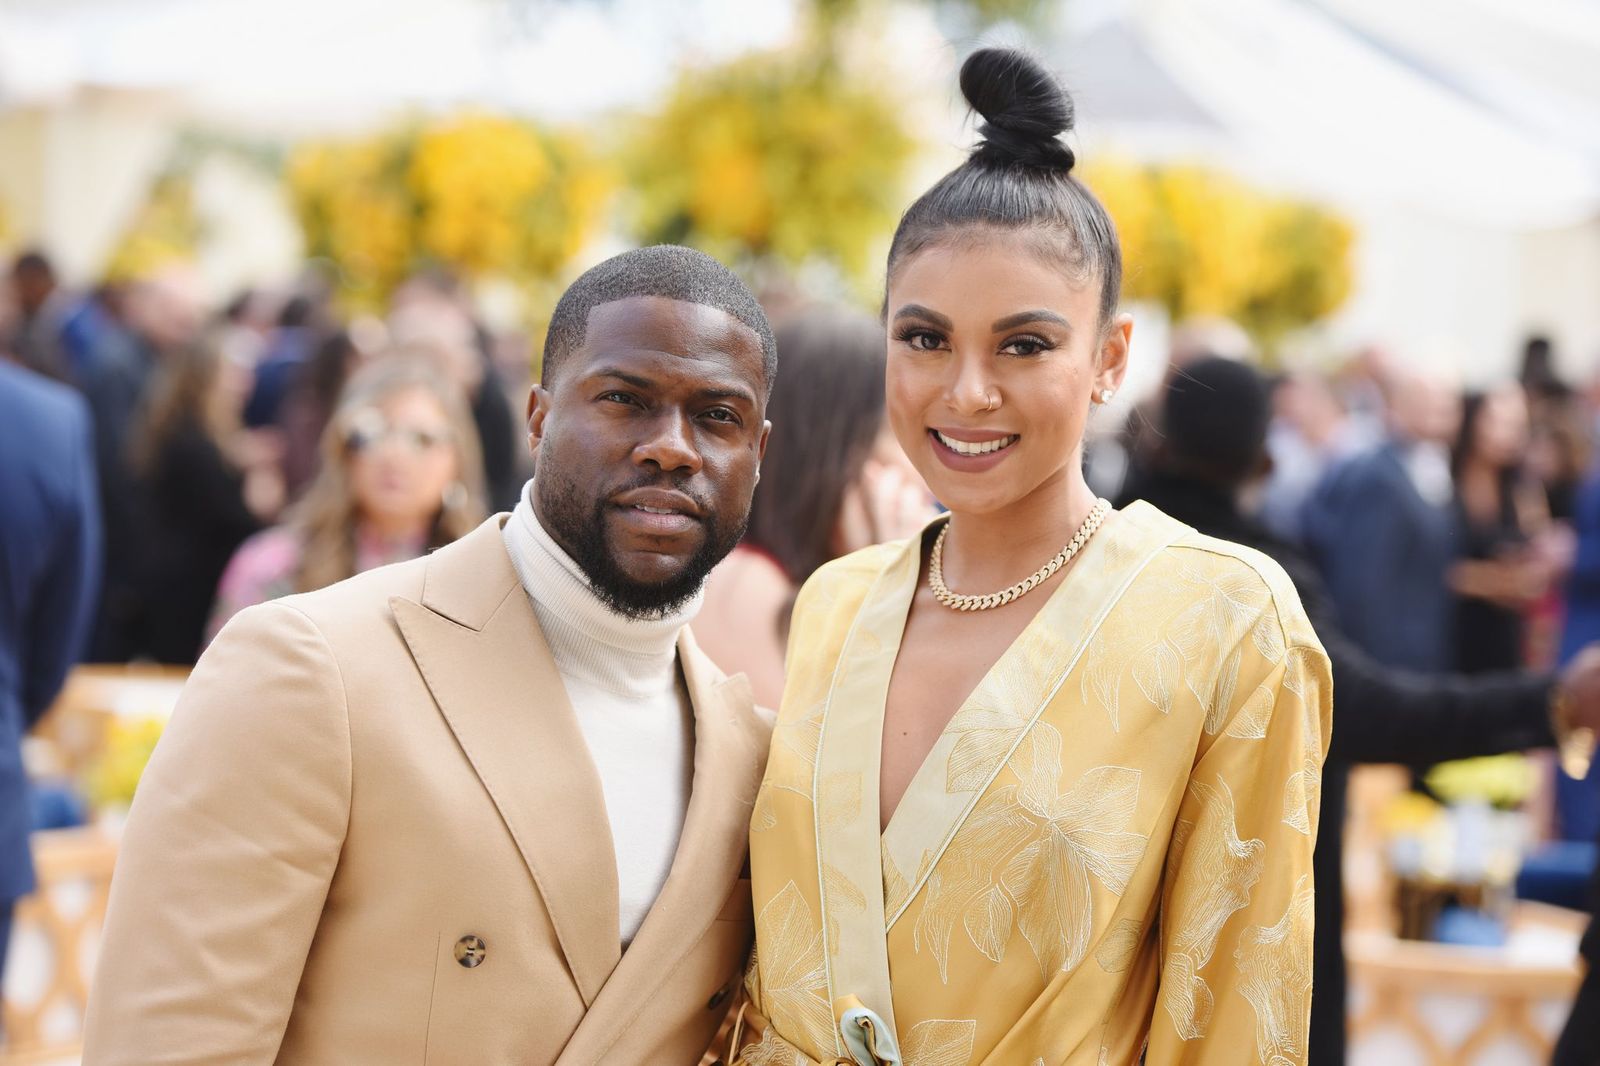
[928,427,1020,472]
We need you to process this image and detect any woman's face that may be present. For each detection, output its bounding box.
[345,386,461,529]
[884,234,1129,516]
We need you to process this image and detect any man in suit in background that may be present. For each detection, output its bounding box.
[1303,363,1463,675]
[84,246,775,1065]
[0,357,101,993]
[1125,356,1600,1065]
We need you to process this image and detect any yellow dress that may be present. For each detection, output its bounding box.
[734,502,1332,1066]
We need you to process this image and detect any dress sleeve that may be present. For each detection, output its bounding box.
[1145,612,1333,1066]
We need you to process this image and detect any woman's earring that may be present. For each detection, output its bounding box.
[1098,388,1116,405]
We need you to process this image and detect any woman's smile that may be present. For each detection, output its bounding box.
[928,426,1021,472]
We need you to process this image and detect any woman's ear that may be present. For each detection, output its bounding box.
[1097,312,1134,395]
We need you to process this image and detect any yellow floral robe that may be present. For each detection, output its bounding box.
[735,502,1332,1066]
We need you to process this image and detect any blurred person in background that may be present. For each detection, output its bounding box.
[3,250,70,380]
[129,333,285,664]
[1123,356,1600,1066]
[208,354,484,637]
[1259,371,1372,544]
[696,307,934,707]
[1449,384,1556,674]
[390,270,520,510]
[243,285,335,430]
[276,327,371,498]
[0,359,100,1005]
[1304,362,1462,674]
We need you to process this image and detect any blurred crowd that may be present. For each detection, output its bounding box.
[1,251,529,668]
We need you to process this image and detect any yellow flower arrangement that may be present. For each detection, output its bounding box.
[102,174,203,283]
[86,716,167,811]
[1081,159,1354,347]
[287,113,612,312]
[625,52,916,291]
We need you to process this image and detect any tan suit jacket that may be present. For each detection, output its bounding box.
[82,517,770,1065]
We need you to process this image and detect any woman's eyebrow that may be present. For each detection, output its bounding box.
[891,304,954,331]
[991,309,1071,333]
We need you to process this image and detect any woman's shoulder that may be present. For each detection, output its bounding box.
[1133,508,1321,651]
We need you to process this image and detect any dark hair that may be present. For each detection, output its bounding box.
[542,244,777,394]
[11,249,54,281]
[745,307,886,585]
[886,48,1122,327]
[1158,356,1271,488]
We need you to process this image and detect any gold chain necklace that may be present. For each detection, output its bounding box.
[928,498,1112,612]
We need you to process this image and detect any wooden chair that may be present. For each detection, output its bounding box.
[29,664,187,779]
[1,828,118,1065]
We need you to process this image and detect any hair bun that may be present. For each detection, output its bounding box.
[959,47,1076,172]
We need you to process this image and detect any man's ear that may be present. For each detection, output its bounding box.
[756,419,772,467]
[526,385,552,458]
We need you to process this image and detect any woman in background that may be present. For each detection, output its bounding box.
[1450,383,1554,673]
[208,354,485,636]
[696,307,933,708]
[132,334,283,664]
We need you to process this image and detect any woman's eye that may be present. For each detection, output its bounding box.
[1002,335,1051,357]
[900,329,945,352]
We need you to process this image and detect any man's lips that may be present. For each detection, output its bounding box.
[610,487,703,536]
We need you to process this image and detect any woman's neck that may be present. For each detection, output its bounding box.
[1458,459,1504,521]
[938,463,1102,592]
[359,512,434,544]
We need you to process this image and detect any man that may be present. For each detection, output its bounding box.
[84,246,776,1064]
[4,251,70,381]
[1303,363,1463,673]
[1123,356,1600,1066]
[0,358,101,991]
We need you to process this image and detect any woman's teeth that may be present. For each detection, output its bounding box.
[934,430,1019,456]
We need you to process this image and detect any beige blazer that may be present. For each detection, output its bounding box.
[82,517,770,1065]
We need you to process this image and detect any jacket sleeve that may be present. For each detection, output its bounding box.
[23,396,101,726]
[82,600,351,1065]
[1291,544,1555,764]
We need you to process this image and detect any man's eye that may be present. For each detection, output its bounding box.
[703,407,739,424]
[600,392,636,405]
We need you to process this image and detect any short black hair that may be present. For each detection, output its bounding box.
[1161,356,1271,488]
[12,250,54,280]
[541,245,777,395]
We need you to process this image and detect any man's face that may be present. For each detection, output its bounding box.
[528,295,770,618]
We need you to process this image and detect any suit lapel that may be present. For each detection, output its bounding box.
[391,517,622,1007]
[558,631,765,1064]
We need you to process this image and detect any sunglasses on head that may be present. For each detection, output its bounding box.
[342,408,453,454]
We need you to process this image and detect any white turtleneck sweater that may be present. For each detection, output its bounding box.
[502,481,698,945]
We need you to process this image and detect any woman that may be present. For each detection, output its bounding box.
[208,354,485,635]
[131,334,284,664]
[1449,384,1554,673]
[697,307,934,707]
[733,49,1331,1066]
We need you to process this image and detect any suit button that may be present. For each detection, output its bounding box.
[707,982,732,1011]
[454,934,487,968]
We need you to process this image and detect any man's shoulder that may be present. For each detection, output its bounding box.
[264,551,435,641]
[0,361,90,449]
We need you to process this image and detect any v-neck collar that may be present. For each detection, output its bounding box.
[808,502,1186,1048]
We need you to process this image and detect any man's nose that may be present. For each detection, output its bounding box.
[633,411,702,474]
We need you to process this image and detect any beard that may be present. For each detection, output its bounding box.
[535,468,747,621]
